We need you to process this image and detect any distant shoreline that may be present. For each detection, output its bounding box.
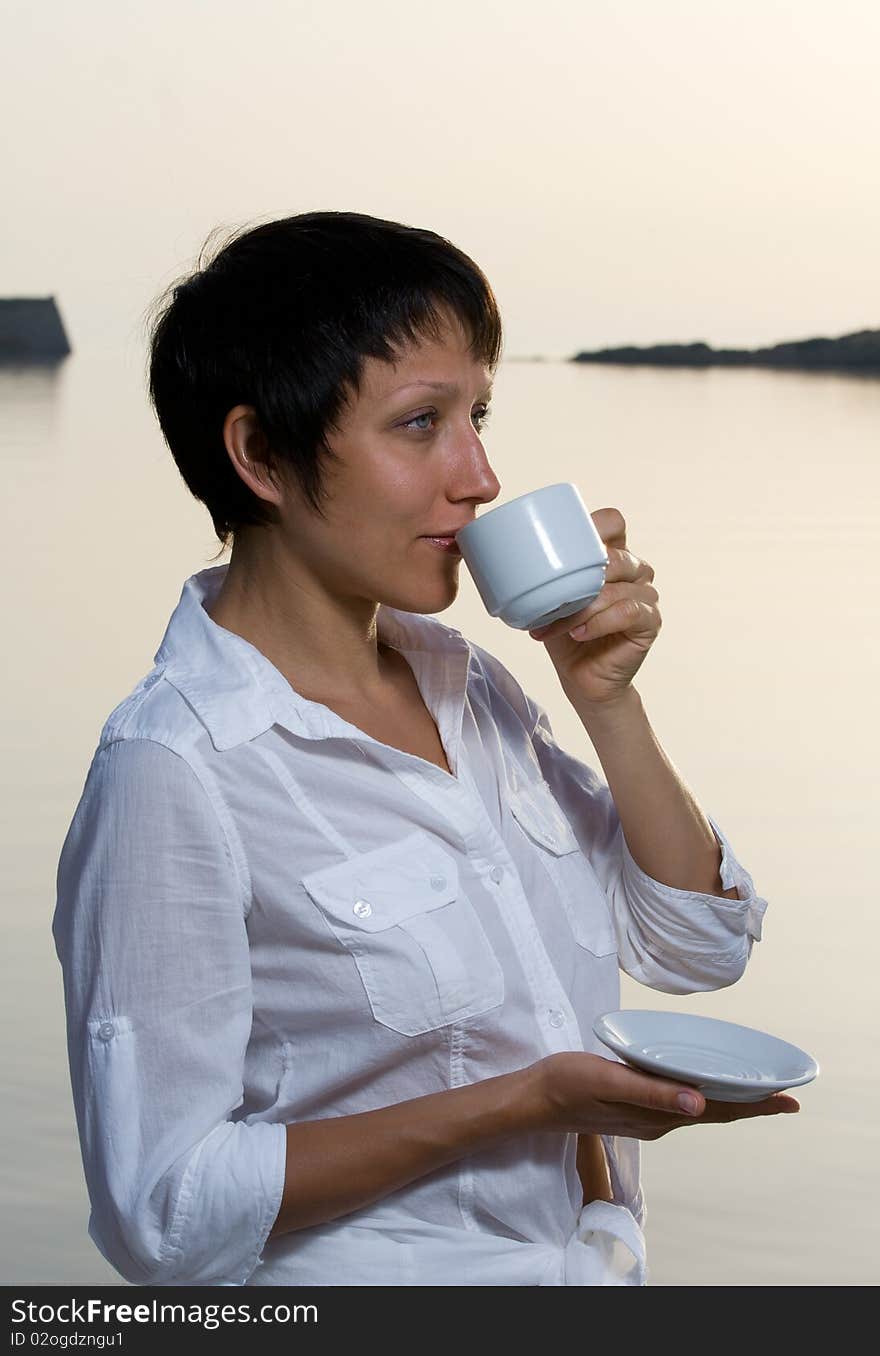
[569,328,880,374]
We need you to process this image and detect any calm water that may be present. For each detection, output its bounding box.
[2,348,878,1286]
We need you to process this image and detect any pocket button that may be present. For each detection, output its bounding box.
[430,873,447,891]
[97,1021,115,1041]
[353,898,373,918]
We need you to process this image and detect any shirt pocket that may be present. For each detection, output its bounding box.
[301,829,505,1037]
[509,779,617,958]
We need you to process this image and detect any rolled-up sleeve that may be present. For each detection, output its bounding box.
[52,737,288,1286]
[523,694,769,996]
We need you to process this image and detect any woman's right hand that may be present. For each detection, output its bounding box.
[525,1051,801,1140]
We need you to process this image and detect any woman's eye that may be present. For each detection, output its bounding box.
[402,406,492,433]
[405,412,435,432]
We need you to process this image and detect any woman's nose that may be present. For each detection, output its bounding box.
[478,461,502,505]
[457,428,501,504]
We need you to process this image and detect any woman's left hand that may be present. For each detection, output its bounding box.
[528,508,661,707]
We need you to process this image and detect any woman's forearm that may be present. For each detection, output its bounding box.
[563,684,738,898]
[267,1065,539,1240]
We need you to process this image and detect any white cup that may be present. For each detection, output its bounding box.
[455,482,609,630]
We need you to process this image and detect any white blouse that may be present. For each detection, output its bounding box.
[52,564,768,1287]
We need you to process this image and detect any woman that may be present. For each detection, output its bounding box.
[52,211,798,1288]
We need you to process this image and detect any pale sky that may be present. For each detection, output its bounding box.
[3,0,878,359]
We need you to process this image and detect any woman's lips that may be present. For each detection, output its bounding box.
[421,535,462,553]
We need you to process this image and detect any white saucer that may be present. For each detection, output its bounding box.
[593,1010,819,1103]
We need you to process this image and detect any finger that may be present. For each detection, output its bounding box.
[590,507,627,550]
[700,1093,802,1123]
[529,584,660,642]
[598,1063,707,1118]
[580,581,659,620]
[602,547,652,584]
[528,552,656,639]
[567,597,660,644]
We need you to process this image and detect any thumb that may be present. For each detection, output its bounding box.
[609,1063,706,1116]
[670,1086,705,1116]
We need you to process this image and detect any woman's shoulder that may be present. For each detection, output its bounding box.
[96,662,201,759]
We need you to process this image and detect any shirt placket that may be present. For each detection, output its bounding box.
[374,650,584,1060]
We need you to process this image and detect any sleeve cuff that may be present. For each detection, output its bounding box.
[239,1119,289,1284]
[709,816,768,942]
[618,812,768,948]
[161,1118,289,1286]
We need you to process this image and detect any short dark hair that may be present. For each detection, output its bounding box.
[145,211,503,556]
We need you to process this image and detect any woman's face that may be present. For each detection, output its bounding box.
[277,306,502,616]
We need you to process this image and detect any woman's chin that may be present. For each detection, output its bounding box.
[384,570,460,615]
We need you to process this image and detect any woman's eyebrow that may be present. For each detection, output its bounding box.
[386,380,494,398]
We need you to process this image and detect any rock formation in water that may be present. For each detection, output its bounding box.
[0,297,71,359]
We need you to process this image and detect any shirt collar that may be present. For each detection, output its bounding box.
[153,564,471,752]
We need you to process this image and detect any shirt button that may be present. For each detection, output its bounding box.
[548,1009,566,1028]
[490,865,504,884]
[97,1021,115,1041]
[429,873,447,891]
[353,899,372,918]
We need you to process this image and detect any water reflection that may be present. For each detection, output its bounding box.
[0,358,69,448]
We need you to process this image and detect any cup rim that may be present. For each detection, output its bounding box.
[457,481,578,533]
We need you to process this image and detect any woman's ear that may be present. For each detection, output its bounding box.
[221,405,281,505]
